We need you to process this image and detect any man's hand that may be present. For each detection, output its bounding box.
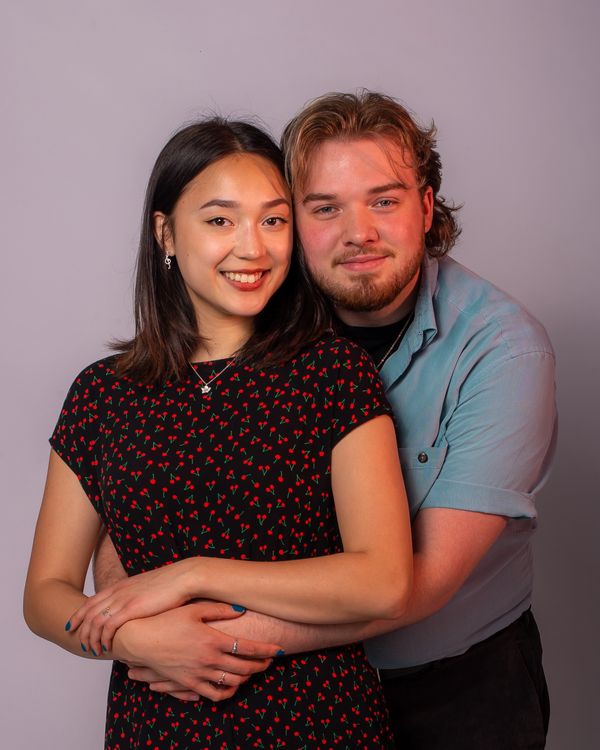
[113,600,282,702]
[125,665,200,701]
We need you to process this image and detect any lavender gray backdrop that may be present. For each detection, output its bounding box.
[3,1,598,747]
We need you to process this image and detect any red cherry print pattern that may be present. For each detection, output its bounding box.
[51,336,394,748]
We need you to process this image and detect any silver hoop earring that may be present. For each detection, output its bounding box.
[165,253,172,270]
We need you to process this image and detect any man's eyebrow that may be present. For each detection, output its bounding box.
[302,192,336,205]
[367,181,410,195]
[302,182,411,205]
[200,198,290,210]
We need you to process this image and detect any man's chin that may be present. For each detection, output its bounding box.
[320,278,409,314]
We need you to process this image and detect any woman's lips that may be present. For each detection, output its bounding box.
[221,270,269,290]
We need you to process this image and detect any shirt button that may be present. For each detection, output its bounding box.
[417,452,429,464]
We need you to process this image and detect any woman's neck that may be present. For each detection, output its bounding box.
[192,317,253,362]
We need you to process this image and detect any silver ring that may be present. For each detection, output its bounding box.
[101,607,112,617]
[217,671,227,686]
[231,640,239,655]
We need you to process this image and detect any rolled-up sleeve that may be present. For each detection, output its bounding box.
[422,350,557,518]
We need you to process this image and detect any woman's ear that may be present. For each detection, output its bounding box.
[153,212,174,255]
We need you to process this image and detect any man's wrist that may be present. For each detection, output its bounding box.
[111,620,142,665]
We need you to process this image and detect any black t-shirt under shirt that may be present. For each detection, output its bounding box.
[337,314,412,370]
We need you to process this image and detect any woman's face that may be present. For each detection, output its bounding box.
[156,153,292,334]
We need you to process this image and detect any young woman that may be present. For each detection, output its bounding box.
[24,119,412,749]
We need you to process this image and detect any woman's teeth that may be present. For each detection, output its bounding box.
[223,271,264,283]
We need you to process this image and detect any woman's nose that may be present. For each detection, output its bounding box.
[236,224,267,259]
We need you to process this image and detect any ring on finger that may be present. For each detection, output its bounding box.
[217,671,227,686]
[231,640,239,655]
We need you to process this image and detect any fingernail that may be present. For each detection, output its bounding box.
[102,645,108,653]
[65,621,71,632]
[231,604,246,612]
[189,694,200,701]
[276,649,285,657]
[80,643,87,653]
[91,648,98,657]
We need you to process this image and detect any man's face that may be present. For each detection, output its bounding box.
[295,137,433,325]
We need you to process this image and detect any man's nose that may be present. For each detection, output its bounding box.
[341,208,379,247]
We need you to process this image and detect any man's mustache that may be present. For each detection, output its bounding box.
[333,248,392,265]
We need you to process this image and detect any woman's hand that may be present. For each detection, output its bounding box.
[113,601,281,702]
[65,558,196,655]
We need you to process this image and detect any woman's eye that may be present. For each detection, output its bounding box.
[263,216,288,227]
[207,217,231,227]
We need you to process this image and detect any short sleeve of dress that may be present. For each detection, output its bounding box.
[319,337,393,447]
[49,361,108,513]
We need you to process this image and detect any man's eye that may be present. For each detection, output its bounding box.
[314,206,336,215]
[375,199,395,208]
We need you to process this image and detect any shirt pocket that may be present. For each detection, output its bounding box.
[398,444,448,516]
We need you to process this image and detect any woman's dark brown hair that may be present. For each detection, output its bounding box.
[114,118,330,384]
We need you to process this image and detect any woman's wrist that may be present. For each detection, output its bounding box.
[178,556,207,602]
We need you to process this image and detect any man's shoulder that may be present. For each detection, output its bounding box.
[433,256,554,359]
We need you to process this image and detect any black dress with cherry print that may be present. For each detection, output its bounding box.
[50,335,395,749]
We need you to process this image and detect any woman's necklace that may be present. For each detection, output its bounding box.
[376,314,413,371]
[189,360,234,394]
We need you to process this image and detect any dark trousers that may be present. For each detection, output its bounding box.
[380,609,550,749]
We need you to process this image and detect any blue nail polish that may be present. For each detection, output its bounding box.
[91,648,98,657]
[276,649,285,657]
[102,645,108,653]
[65,621,71,632]
[81,643,87,653]
[231,604,246,613]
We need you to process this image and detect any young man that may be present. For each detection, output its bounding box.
[96,92,556,748]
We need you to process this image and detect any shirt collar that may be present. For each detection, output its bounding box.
[379,254,440,383]
[412,254,439,346]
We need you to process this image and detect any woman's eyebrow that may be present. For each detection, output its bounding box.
[200,198,290,209]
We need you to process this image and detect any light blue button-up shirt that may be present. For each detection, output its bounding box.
[364,255,557,668]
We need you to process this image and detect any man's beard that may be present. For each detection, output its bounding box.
[309,246,424,313]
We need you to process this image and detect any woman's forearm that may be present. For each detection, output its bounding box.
[180,419,413,624]
[24,579,111,659]
[182,548,410,624]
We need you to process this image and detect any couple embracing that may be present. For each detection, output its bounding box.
[25,90,556,749]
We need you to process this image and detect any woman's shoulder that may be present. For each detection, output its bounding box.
[59,354,155,405]
[62,355,121,392]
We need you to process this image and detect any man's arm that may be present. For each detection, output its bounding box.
[93,527,129,589]
[208,507,505,649]
[95,508,504,657]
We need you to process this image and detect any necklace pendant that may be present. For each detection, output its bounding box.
[201,384,211,394]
